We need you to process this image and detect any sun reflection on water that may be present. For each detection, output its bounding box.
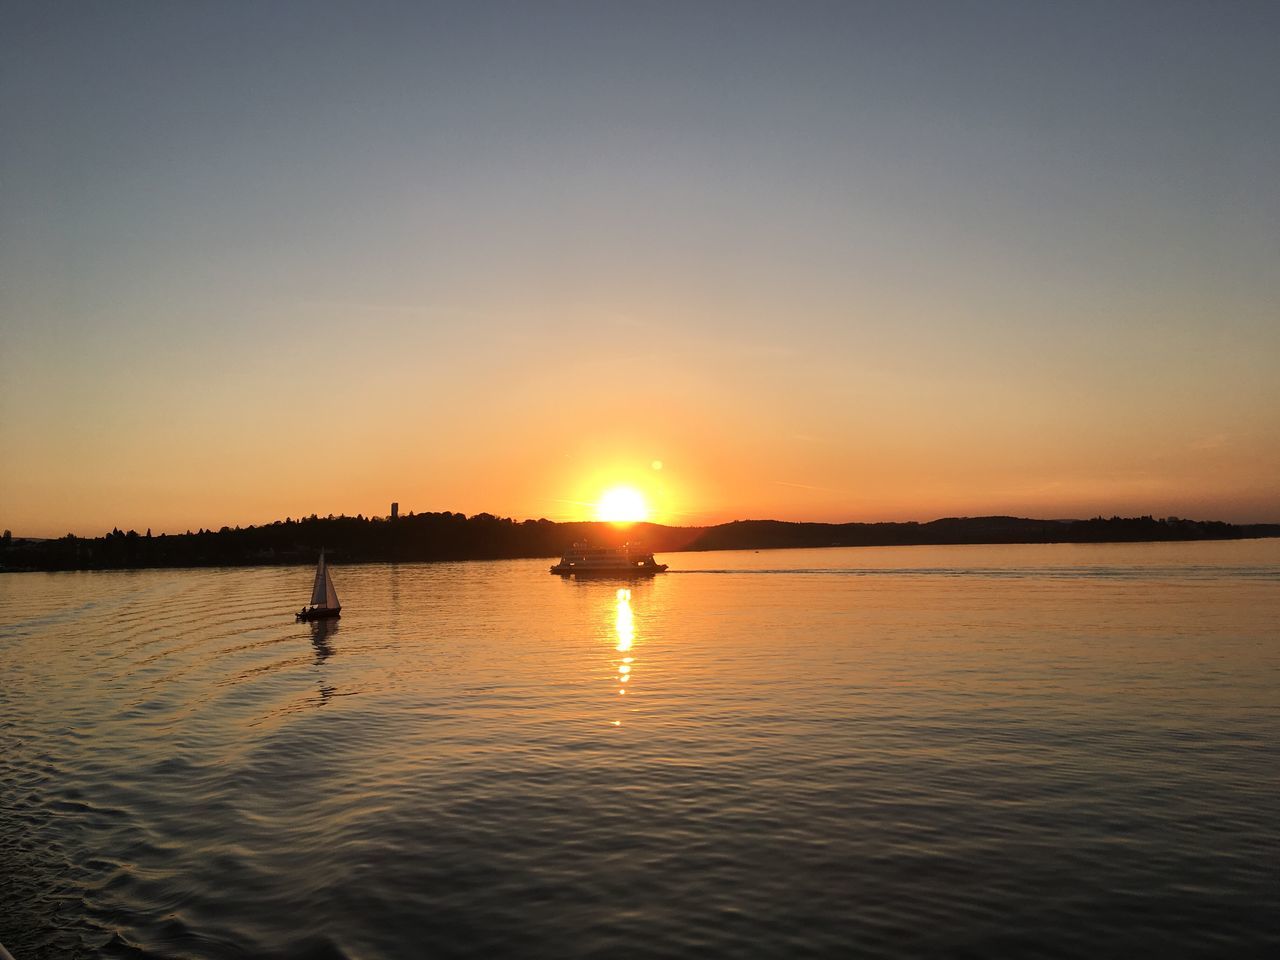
[614,588,635,715]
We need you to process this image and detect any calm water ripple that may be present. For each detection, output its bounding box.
[2,541,1279,958]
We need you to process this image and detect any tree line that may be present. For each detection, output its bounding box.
[2,512,1277,572]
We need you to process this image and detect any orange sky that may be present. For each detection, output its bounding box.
[5,292,1276,537]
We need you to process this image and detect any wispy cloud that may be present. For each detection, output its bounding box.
[771,480,858,496]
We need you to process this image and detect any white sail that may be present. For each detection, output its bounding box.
[323,563,340,610]
[310,552,329,607]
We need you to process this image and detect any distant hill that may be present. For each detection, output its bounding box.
[2,513,1277,572]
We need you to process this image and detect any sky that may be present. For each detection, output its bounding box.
[2,1,1278,536]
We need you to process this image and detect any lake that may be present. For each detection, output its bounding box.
[2,540,1278,958]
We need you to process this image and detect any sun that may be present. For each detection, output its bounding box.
[595,486,649,523]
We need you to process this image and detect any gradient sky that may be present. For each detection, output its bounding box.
[3,1,1278,536]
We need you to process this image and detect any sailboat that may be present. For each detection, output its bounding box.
[297,550,341,621]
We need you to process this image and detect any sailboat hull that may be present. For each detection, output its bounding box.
[297,607,341,622]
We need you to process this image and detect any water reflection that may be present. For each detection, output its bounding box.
[310,618,339,665]
[613,588,635,721]
[310,619,339,707]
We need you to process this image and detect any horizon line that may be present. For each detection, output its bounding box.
[9,509,1280,542]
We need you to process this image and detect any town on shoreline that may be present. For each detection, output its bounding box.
[3,513,1277,573]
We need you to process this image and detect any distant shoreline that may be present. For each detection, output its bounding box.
[3,513,1278,573]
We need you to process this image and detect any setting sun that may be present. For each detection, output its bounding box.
[595,486,649,523]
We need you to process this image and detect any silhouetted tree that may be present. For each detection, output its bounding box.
[3,512,1276,572]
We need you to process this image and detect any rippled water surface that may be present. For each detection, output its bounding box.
[3,541,1279,958]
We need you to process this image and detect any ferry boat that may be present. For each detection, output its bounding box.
[550,542,668,577]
